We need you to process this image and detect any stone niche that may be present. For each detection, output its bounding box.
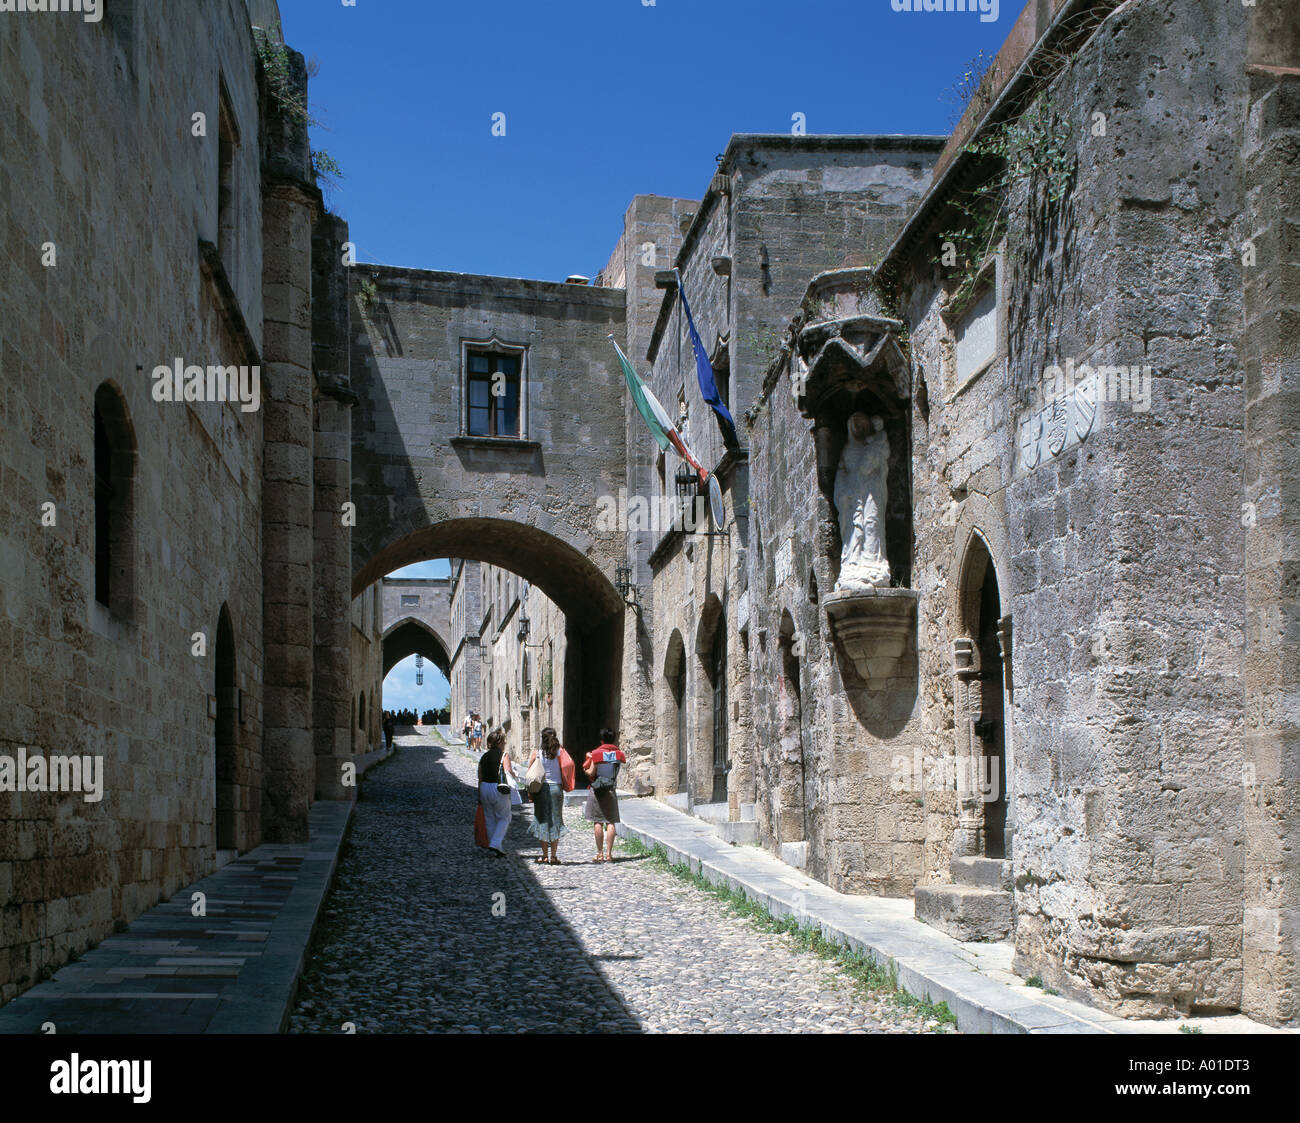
[789,268,918,686]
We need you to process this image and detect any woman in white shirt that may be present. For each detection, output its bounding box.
[526,727,575,865]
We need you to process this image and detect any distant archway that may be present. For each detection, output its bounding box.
[382,617,452,679]
[356,525,625,762]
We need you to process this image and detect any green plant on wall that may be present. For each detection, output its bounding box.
[254,27,314,128]
[944,49,1002,128]
[541,659,553,697]
[934,91,1075,316]
[312,149,344,190]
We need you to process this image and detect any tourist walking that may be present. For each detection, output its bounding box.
[382,712,395,751]
[477,729,514,856]
[582,729,626,863]
[461,713,472,745]
[526,727,575,864]
[471,712,484,751]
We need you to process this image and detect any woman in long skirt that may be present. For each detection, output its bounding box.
[477,729,514,856]
[527,727,575,864]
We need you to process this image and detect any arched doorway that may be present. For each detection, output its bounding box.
[663,630,687,795]
[694,597,728,806]
[214,604,238,854]
[957,534,1010,859]
[382,618,452,680]
[777,610,807,844]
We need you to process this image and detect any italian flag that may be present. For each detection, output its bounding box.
[609,336,708,485]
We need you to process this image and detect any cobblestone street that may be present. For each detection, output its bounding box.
[287,736,938,1034]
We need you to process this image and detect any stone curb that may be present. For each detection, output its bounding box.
[205,799,354,1034]
[611,796,1282,1036]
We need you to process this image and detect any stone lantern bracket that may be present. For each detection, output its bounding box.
[823,586,919,683]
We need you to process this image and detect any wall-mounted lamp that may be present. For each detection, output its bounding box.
[674,466,729,540]
[517,612,543,648]
[616,564,641,609]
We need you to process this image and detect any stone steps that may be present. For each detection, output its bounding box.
[654,798,760,846]
[951,856,1013,891]
[914,883,1013,942]
[914,855,1014,942]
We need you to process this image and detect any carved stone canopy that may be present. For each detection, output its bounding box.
[792,268,910,421]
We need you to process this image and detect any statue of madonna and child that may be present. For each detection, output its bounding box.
[832,412,892,591]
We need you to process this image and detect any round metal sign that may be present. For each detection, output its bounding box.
[708,474,724,530]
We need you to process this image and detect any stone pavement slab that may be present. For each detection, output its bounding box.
[614,795,1289,1036]
[0,800,352,1035]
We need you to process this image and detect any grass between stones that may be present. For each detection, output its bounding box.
[616,835,959,1031]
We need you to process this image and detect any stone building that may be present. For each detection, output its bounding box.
[732,0,1298,1024]
[349,583,382,755]
[0,0,361,1002]
[444,560,566,761]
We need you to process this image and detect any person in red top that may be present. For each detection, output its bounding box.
[582,729,626,863]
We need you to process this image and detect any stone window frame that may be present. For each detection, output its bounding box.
[459,336,529,440]
[943,243,1005,399]
[91,381,138,625]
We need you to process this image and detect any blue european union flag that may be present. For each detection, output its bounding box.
[678,277,739,450]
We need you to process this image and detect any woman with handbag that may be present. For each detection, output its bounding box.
[582,728,627,863]
[477,729,514,856]
[526,727,575,865]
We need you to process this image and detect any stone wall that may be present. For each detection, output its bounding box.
[598,195,697,794]
[738,141,942,891]
[1239,3,1300,1027]
[890,0,1271,1017]
[447,559,482,730]
[642,137,941,867]
[0,1,272,1002]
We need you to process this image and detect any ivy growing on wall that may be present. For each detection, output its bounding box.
[934,92,1077,316]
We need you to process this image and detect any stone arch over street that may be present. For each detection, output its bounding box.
[348,264,632,758]
[382,617,451,680]
[358,522,625,758]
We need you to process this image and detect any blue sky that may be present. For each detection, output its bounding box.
[277,0,1014,281]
